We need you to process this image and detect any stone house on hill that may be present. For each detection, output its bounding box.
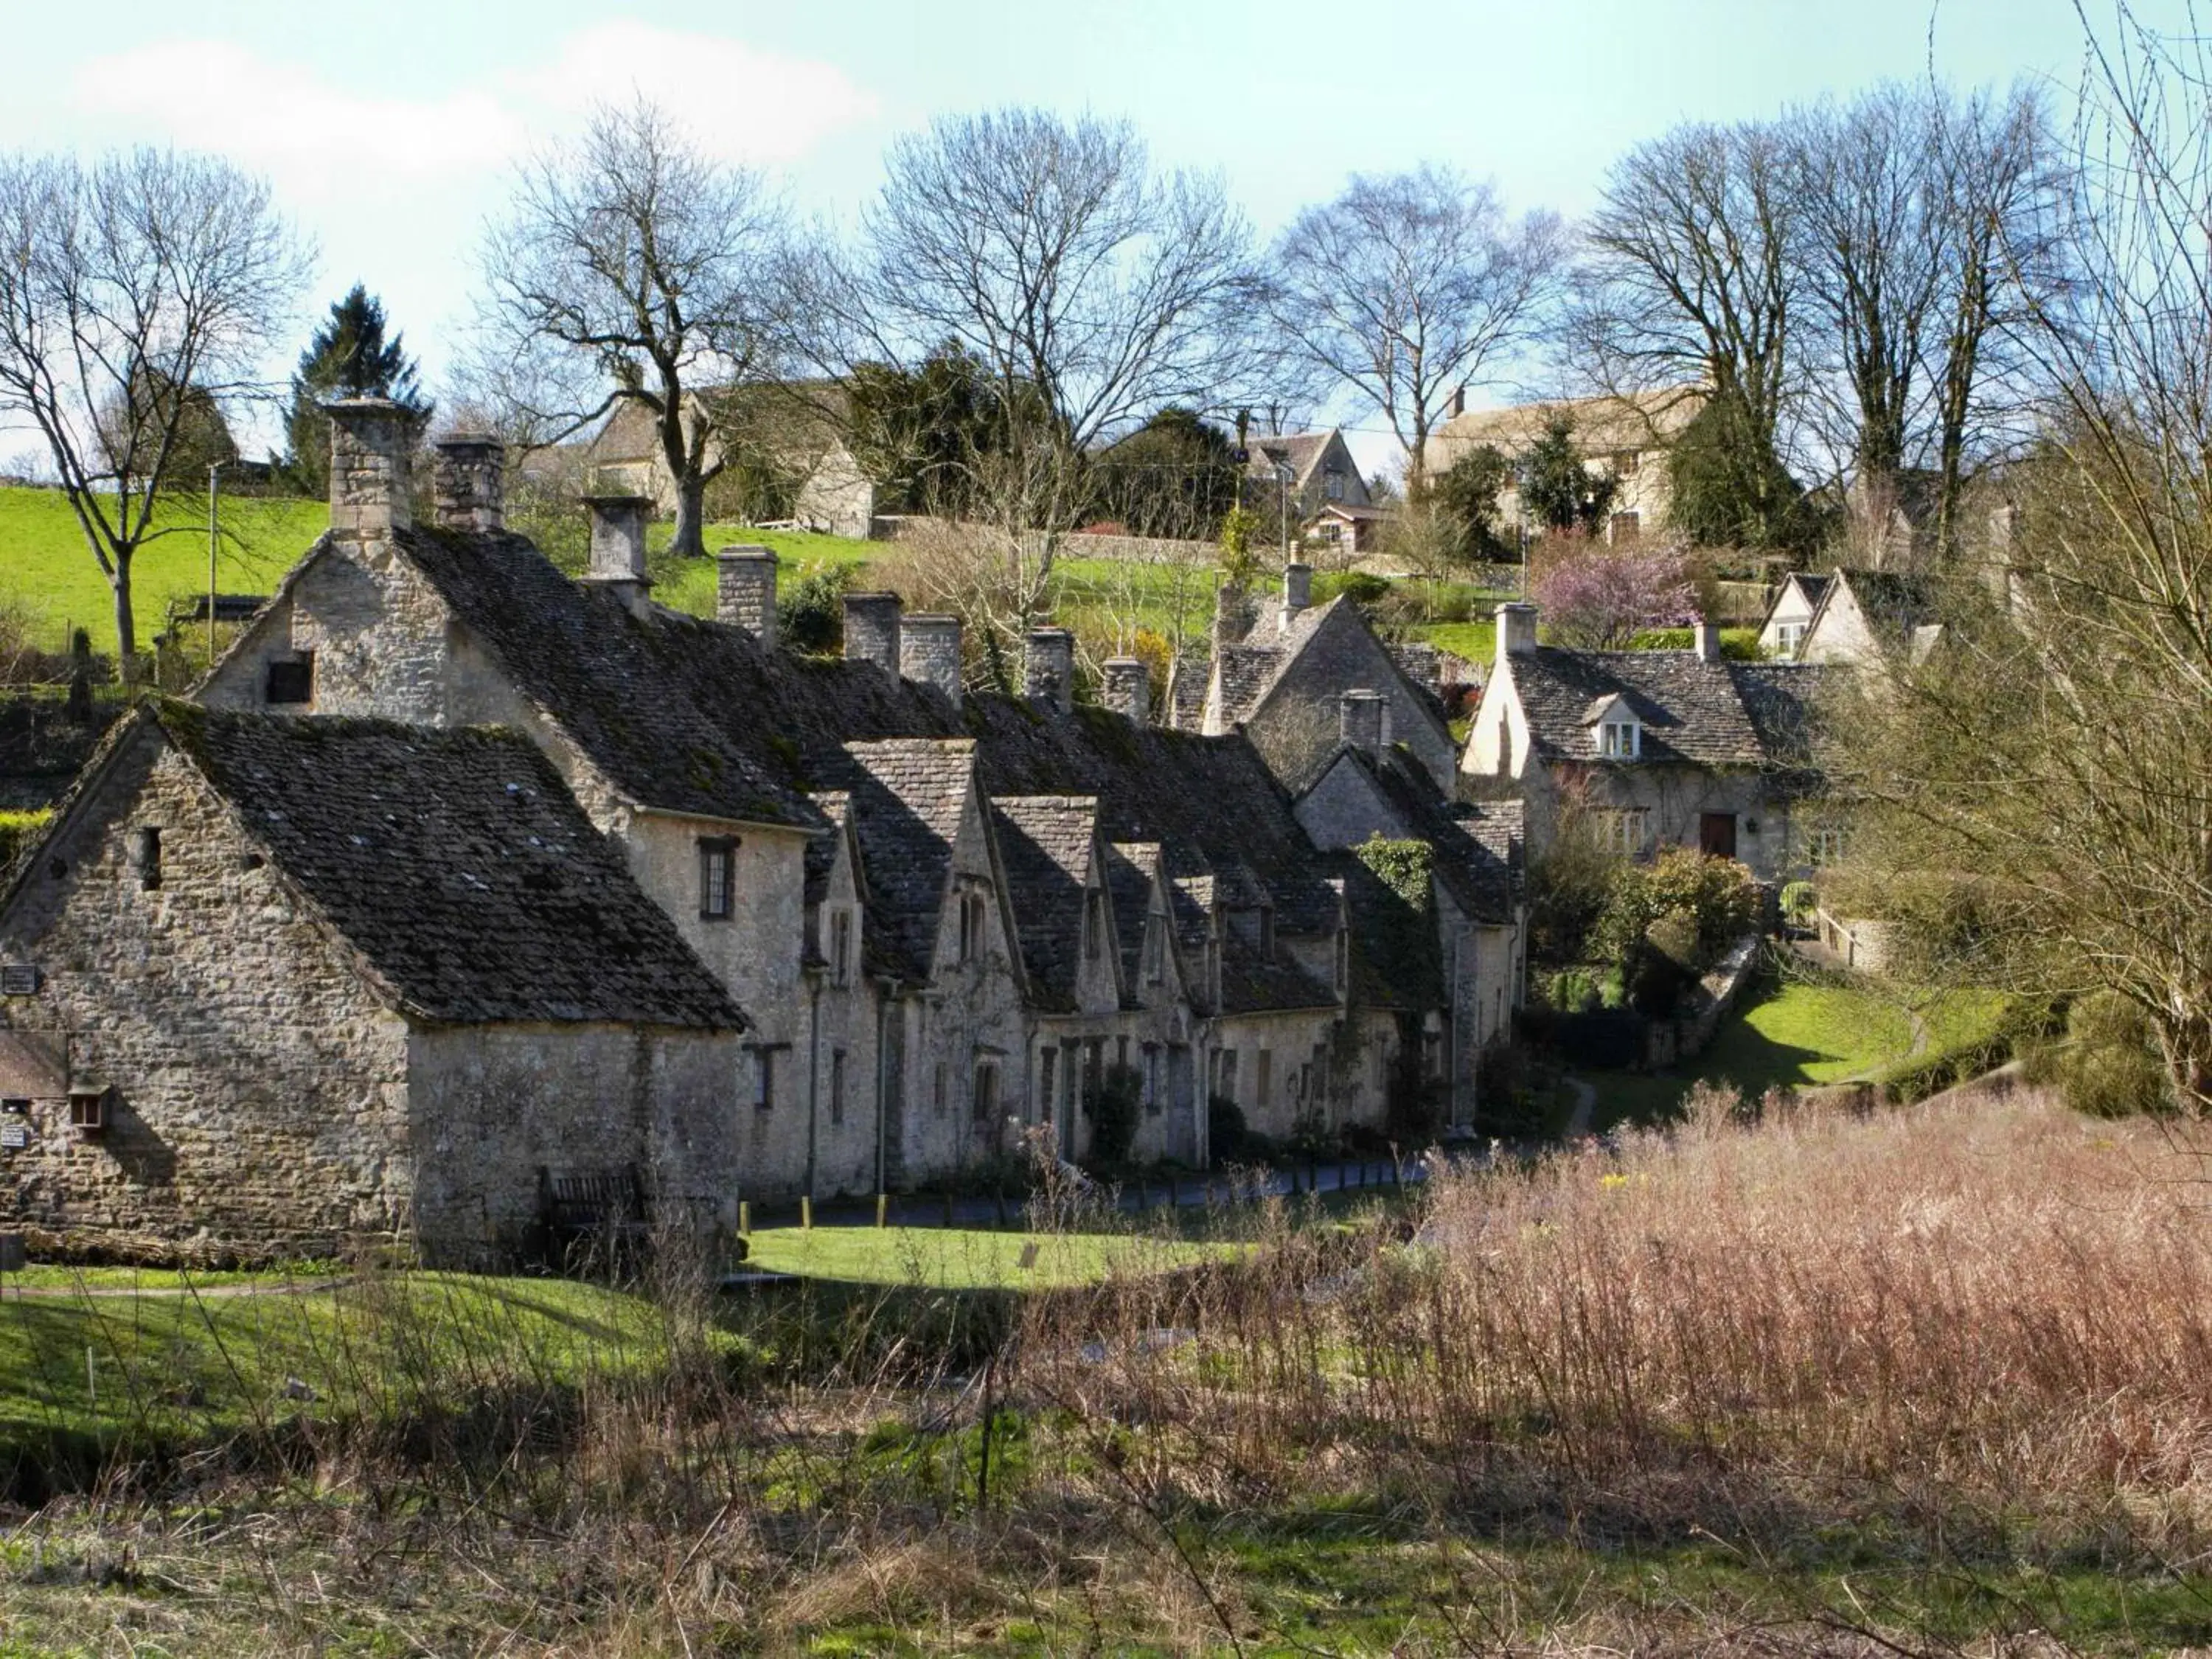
[1242,429,1367,519]
[0,704,744,1264]
[1794,567,1943,667]
[1462,602,1822,882]
[1195,563,1459,796]
[1422,386,1706,545]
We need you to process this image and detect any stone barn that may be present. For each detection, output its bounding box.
[0,703,745,1265]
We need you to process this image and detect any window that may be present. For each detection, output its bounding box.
[1812,827,1848,866]
[69,1088,105,1136]
[265,654,314,706]
[1324,467,1346,502]
[1600,809,1651,859]
[698,838,737,919]
[1599,720,1640,760]
[958,889,989,964]
[752,1047,776,1111]
[1614,449,1641,478]
[133,827,161,891]
[830,1048,846,1125]
[1214,1047,1239,1102]
[973,1060,999,1124]
[933,1061,949,1118]
[1776,621,1806,661]
[1143,1044,1163,1116]
[830,910,852,986]
[1608,510,1641,543]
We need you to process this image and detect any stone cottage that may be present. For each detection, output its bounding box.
[1461,602,1822,881]
[167,400,1522,1230]
[0,702,744,1264]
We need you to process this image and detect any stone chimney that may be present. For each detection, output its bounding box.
[900,613,964,706]
[581,494,653,616]
[1213,581,1253,647]
[430,433,504,533]
[1496,602,1539,667]
[326,398,422,540]
[1339,688,1390,754]
[1281,562,1312,623]
[1025,625,1074,714]
[716,546,777,647]
[843,591,902,675]
[1450,384,1466,419]
[1691,615,1721,663]
[1102,657,1150,725]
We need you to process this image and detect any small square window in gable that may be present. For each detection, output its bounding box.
[265,654,314,706]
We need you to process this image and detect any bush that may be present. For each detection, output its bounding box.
[782,562,855,655]
[2026,991,2171,1118]
[1646,907,1702,973]
[1313,569,1391,608]
[1547,967,1600,1013]
[1086,1062,1143,1168]
[1593,846,1760,973]
[1780,880,1818,925]
[1207,1093,1273,1166]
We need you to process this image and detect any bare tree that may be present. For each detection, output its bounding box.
[1265,166,1566,499]
[1571,122,1804,543]
[792,108,1256,643]
[1788,82,2067,557]
[476,98,785,558]
[0,148,307,682]
[1824,4,2212,1111]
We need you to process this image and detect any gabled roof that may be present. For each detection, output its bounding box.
[1428,385,1707,456]
[156,704,742,1030]
[392,526,825,832]
[1501,648,1774,768]
[1760,571,1832,631]
[1242,430,1342,490]
[1217,928,1338,1015]
[990,795,1099,1013]
[1106,842,1161,1000]
[835,739,975,983]
[1301,743,1521,925]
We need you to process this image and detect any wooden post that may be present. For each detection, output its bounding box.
[876,1192,888,1229]
[942,1190,955,1228]
[738,1200,751,1238]
[801,1194,813,1231]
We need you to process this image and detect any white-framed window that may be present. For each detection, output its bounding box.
[1775,621,1806,660]
[1599,719,1641,759]
[1600,808,1651,858]
[1324,467,1346,502]
[1812,827,1847,866]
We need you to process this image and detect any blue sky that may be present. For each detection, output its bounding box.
[0,0,2147,470]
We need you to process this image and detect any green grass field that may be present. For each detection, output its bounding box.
[0,486,330,653]
[1582,975,2018,1127]
[0,1271,677,1445]
[744,1225,1231,1289]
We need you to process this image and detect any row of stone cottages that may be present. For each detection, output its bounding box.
[0,402,1527,1265]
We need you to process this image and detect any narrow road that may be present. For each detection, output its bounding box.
[1562,1075,1598,1137]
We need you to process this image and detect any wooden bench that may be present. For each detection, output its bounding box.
[540,1165,649,1265]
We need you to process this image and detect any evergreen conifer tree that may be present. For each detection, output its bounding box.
[281,285,426,495]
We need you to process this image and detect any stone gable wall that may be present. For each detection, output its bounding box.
[1246,612,1458,795]
[0,732,416,1261]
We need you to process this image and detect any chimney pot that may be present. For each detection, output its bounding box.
[1339,688,1389,754]
[842,591,903,675]
[581,494,653,617]
[1102,656,1150,725]
[716,546,778,648]
[1025,625,1074,714]
[326,398,422,540]
[900,613,964,706]
[430,433,504,533]
[1281,562,1312,621]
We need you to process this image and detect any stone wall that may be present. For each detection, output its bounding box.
[0,731,416,1261]
[407,1021,742,1264]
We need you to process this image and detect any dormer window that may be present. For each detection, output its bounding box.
[1599,719,1641,759]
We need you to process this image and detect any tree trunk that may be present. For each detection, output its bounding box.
[111,549,138,690]
[669,476,708,559]
[2157,1008,2212,1116]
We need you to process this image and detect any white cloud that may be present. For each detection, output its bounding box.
[62,26,878,201]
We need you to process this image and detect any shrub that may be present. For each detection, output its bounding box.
[1547,967,1600,1013]
[2028,991,2172,1118]
[1780,880,1818,925]
[782,562,855,655]
[1206,1093,1264,1166]
[1645,907,1702,973]
[1593,846,1759,973]
[1086,1062,1143,1168]
[1313,569,1390,608]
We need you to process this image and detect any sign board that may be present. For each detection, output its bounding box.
[0,1234,22,1272]
[0,1032,64,1099]
[0,1121,27,1151]
[0,965,41,997]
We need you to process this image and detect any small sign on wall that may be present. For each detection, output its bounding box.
[0,965,41,997]
[0,1120,28,1151]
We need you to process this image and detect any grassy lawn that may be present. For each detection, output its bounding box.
[1418,617,1496,664]
[0,1272,677,1446]
[0,486,330,652]
[744,1225,1231,1290]
[1582,975,2017,1129]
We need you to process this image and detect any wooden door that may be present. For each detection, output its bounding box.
[1699,812,1738,859]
